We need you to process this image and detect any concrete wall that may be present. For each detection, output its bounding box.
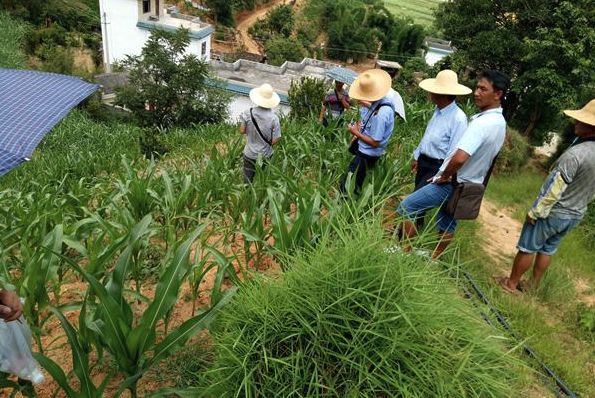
[228,96,290,123]
[99,0,211,70]
[425,48,453,67]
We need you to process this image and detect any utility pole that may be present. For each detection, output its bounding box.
[102,11,111,73]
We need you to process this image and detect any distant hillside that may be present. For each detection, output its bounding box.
[0,11,28,68]
[384,0,442,26]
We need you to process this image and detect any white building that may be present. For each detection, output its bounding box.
[99,0,214,72]
[424,37,455,67]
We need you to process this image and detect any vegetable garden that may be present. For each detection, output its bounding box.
[0,101,549,396]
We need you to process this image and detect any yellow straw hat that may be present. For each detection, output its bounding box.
[563,100,595,127]
[249,83,281,109]
[418,69,472,96]
[349,69,392,102]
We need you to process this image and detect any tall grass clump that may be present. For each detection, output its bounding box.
[0,11,29,69]
[206,224,523,397]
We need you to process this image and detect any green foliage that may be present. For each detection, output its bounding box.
[495,128,532,174]
[115,28,230,128]
[383,0,442,26]
[577,305,595,342]
[288,76,326,120]
[435,0,595,143]
[264,35,308,66]
[0,11,29,68]
[249,4,294,42]
[206,225,521,397]
[206,0,234,26]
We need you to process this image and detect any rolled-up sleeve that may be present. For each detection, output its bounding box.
[456,125,484,157]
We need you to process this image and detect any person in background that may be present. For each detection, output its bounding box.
[0,289,22,322]
[239,83,281,184]
[319,79,351,127]
[410,70,470,228]
[396,70,510,258]
[496,99,595,294]
[340,69,395,194]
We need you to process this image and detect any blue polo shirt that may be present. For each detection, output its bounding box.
[358,96,395,157]
[413,101,468,161]
[438,107,506,184]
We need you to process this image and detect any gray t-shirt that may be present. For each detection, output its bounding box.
[550,141,595,219]
[239,107,281,160]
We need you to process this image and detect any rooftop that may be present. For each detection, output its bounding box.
[209,58,341,96]
[137,7,214,40]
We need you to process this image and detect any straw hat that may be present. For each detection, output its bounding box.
[564,100,595,127]
[418,70,472,96]
[349,69,392,102]
[249,84,280,109]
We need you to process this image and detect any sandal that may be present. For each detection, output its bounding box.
[493,276,520,295]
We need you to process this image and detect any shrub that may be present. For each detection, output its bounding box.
[264,35,308,66]
[495,128,532,174]
[206,226,521,397]
[288,76,326,120]
[0,11,29,68]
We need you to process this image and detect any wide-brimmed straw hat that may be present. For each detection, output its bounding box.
[418,69,472,96]
[564,99,595,127]
[249,83,281,109]
[349,69,392,102]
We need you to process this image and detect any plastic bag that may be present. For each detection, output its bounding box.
[0,315,45,384]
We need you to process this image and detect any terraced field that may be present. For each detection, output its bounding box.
[384,0,443,25]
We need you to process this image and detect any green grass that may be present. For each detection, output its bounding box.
[0,11,29,69]
[384,0,443,25]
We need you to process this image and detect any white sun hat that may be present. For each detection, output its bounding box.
[418,69,472,96]
[249,83,281,109]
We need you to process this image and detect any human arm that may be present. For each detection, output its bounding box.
[528,153,579,221]
[0,289,22,322]
[446,115,468,156]
[239,111,249,135]
[339,92,350,110]
[433,149,470,184]
[271,116,281,146]
[239,124,246,135]
[348,123,380,147]
[318,103,327,123]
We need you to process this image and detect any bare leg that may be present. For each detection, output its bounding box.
[432,232,454,259]
[401,220,417,252]
[506,251,534,290]
[531,253,552,288]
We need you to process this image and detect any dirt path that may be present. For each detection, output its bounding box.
[236,0,289,54]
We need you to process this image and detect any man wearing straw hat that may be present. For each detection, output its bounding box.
[239,83,282,184]
[396,70,510,258]
[496,100,595,294]
[410,70,470,228]
[341,69,395,194]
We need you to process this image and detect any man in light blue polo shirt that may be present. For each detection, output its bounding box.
[396,70,510,258]
[410,70,470,228]
[340,69,395,194]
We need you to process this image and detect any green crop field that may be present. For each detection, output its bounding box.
[384,0,443,26]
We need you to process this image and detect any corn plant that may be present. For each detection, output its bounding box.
[40,225,237,397]
[115,157,159,222]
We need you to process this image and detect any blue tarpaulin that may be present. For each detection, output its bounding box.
[325,67,359,85]
[0,69,99,176]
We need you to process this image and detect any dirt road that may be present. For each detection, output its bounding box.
[236,0,289,54]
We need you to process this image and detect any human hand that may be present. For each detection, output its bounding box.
[431,174,451,185]
[0,290,22,322]
[411,160,418,173]
[347,123,359,136]
[525,214,536,225]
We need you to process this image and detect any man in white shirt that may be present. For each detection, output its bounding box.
[396,70,510,258]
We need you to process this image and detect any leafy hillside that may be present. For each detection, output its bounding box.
[0,11,29,68]
[384,0,443,26]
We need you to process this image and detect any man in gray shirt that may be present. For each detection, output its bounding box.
[496,99,595,294]
[239,84,282,184]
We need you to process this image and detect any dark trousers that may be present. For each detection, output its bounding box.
[413,154,444,227]
[243,155,268,184]
[340,151,380,194]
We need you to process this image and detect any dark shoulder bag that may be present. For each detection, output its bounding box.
[445,154,498,220]
[250,108,273,146]
[348,103,391,155]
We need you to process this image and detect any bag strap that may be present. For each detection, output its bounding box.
[482,153,499,187]
[250,108,272,146]
[360,103,391,133]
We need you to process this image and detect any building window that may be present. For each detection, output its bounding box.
[201,41,207,57]
[142,0,150,13]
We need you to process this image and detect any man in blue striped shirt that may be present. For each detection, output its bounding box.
[411,70,470,227]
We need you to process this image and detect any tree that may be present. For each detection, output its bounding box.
[288,76,326,120]
[264,36,308,66]
[116,28,230,128]
[436,0,595,142]
[206,0,234,26]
